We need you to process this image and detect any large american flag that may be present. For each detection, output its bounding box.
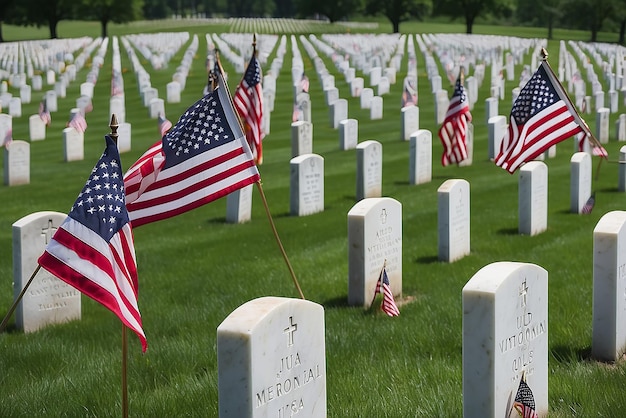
[373,266,400,317]
[438,75,472,166]
[234,54,264,164]
[496,61,585,173]
[38,136,147,352]
[512,376,539,418]
[123,73,260,227]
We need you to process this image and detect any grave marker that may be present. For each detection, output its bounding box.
[4,140,30,186]
[290,154,324,216]
[356,140,382,200]
[438,179,470,262]
[570,152,592,214]
[409,129,432,185]
[519,161,547,236]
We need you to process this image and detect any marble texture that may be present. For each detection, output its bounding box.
[518,161,547,236]
[290,154,324,217]
[409,129,432,186]
[438,179,470,262]
[356,140,382,201]
[570,152,592,214]
[401,105,419,141]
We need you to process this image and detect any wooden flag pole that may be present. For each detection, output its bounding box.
[0,265,42,333]
[110,114,129,418]
[255,181,305,300]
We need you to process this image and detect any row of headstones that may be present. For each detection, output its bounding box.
[12,206,626,417]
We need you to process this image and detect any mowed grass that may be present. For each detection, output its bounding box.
[0,19,625,417]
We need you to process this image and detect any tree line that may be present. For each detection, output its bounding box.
[0,0,624,43]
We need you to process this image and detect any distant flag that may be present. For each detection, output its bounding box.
[292,102,304,123]
[2,128,12,148]
[38,135,147,352]
[300,72,310,93]
[67,110,88,133]
[38,100,51,127]
[123,71,260,228]
[577,131,608,157]
[495,57,602,174]
[438,72,472,166]
[372,264,400,317]
[401,76,418,107]
[234,53,264,165]
[582,192,595,214]
[157,113,172,138]
[512,375,538,418]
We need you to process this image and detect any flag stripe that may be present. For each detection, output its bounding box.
[438,76,471,166]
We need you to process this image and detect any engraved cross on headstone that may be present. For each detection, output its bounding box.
[519,279,528,308]
[41,219,57,244]
[380,208,387,224]
[283,316,297,347]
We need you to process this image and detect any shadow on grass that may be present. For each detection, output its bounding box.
[415,255,440,264]
[550,344,592,364]
[207,217,227,224]
[496,227,519,235]
[321,295,351,309]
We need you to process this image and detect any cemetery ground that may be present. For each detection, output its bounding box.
[1,19,626,417]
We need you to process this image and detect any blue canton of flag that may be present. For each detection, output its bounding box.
[163,93,232,167]
[510,65,557,124]
[71,141,128,239]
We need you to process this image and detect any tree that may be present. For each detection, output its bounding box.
[516,0,563,39]
[365,0,431,33]
[78,0,144,38]
[18,0,73,39]
[434,0,512,34]
[296,0,362,23]
[563,0,615,41]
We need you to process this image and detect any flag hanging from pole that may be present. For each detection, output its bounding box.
[512,375,539,418]
[234,54,264,164]
[372,266,400,317]
[38,100,51,127]
[495,60,588,173]
[401,76,418,108]
[67,111,88,134]
[438,74,472,166]
[157,113,172,138]
[38,136,147,352]
[300,71,310,93]
[123,72,260,228]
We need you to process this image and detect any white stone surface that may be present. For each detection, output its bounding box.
[62,128,84,162]
[438,179,470,262]
[401,105,419,141]
[570,152,592,214]
[488,115,507,160]
[519,161,547,236]
[339,119,358,151]
[593,211,626,361]
[29,114,46,141]
[4,140,30,186]
[463,262,548,418]
[356,140,382,201]
[13,211,81,333]
[360,88,374,109]
[166,81,181,103]
[226,184,253,224]
[348,197,402,307]
[409,129,432,185]
[329,99,347,129]
[291,121,313,158]
[117,122,132,154]
[619,145,626,192]
[370,96,383,120]
[290,154,324,216]
[217,296,326,418]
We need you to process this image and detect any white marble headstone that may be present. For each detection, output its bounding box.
[348,197,402,308]
[45,90,57,112]
[434,90,449,125]
[80,82,94,99]
[117,122,132,154]
[616,114,626,141]
[593,211,626,361]
[63,128,84,162]
[519,161,547,236]
[217,296,326,418]
[356,140,382,201]
[488,116,507,160]
[226,184,253,224]
[350,77,364,97]
[149,98,165,119]
[4,140,30,186]
[110,96,126,124]
[438,179,470,262]
[409,129,432,185]
[596,108,610,143]
[291,121,313,158]
[401,105,419,141]
[329,99,347,129]
[166,81,181,103]
[290,154,324,216]
[619,145,626,192]
[360,88,374,109]
[463,262,548,418]
[29,114,46,141]
[570,152,592,214]
[370,97,383,120]
[13,211,81,333]
[339,119,358,151]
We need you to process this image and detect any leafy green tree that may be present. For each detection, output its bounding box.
[365,0,431,33]
[78,0,144,38]
[434,0,512,34]
[0,0,14,42]
[143,0,170,19]
[19,0,74,39]
[563,0,615,41]
[516,0,563,39]
[297,0,362,23]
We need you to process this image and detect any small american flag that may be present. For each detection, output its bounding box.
[438,74,472,166]
[373,265,400,317]
[38,136,147,352]
[67,111,88,133]
[234,54,264,164]
[38,100,51,126]
[582,192,595,214]
[157,113,172,138]
[124,72,260,227]
[512,375,539,418]
[300,72,310,93]
[496,61,585,173]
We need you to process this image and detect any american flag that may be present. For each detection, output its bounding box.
[438,75,472,166]
[373,266,400,317]
[577,131,608,157]
[38,136,147,352]
[512,376,539,418]
[234,54,264,164]
[300,72,310,93]
[123,72,260,228]
[401,76,418,108]
[496,61,585,174]
[38,100,51,126]
[67,110,88,133]
[582,192,595,214]
[158,113,172,138]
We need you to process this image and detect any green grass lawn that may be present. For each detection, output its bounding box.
[0,18,625,417]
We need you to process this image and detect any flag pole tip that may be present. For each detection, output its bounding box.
[109,114,119,143]
[541,48,549,61]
